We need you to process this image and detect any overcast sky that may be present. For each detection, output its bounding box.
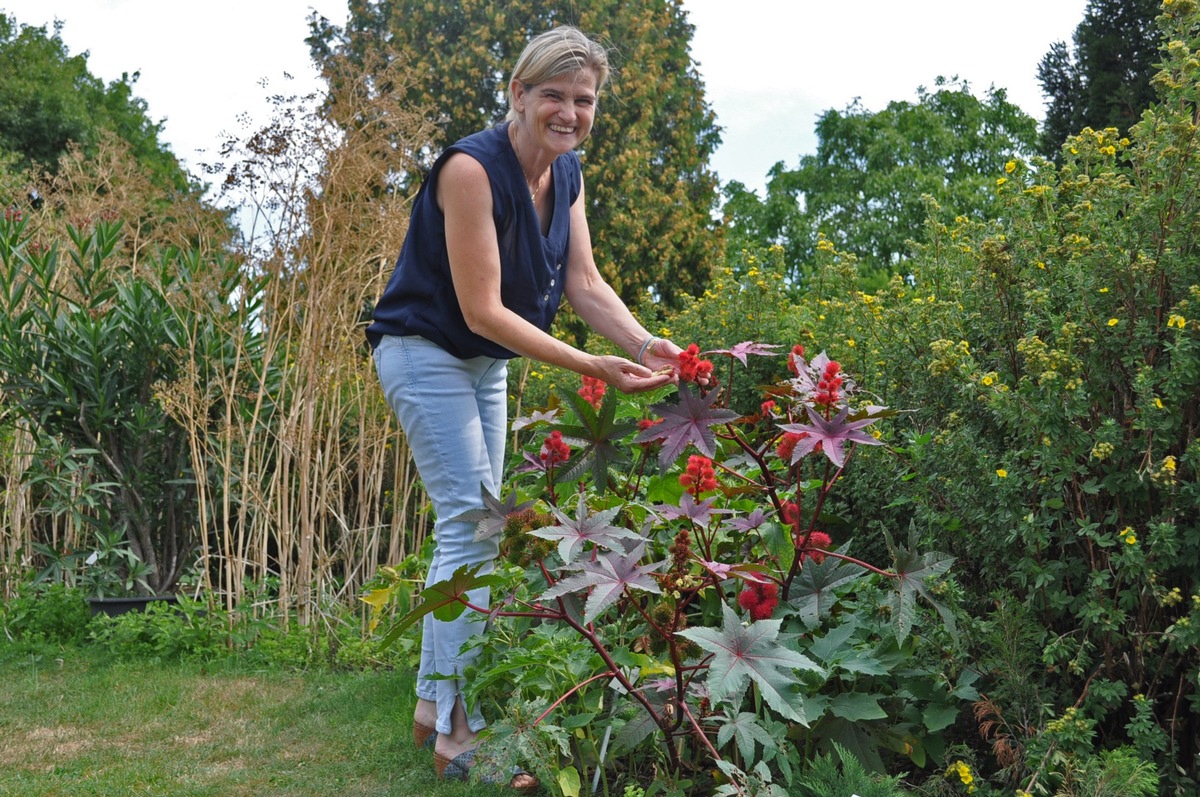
[2,1,1089,195]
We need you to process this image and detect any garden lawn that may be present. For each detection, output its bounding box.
[0,651,506,797]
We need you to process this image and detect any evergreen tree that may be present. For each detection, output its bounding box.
[1036,0,1160,159]
[0,14,192,193]
[308,0,722,312]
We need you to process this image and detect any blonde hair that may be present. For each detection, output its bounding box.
[505,26,610,121]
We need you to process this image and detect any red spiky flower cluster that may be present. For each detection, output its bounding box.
[799,530,833,564]
[679,455,718,496]
[677,344,714,384]
[637,417,663,450]
[539,430,571,466]
[737,580,779,621]
[776,431,809,462]
[787,344,806,376]
[578,375,607,410]
[814,360,844,406]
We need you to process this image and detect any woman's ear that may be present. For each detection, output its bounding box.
[510,79,526,114]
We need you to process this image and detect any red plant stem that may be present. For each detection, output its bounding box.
[630,593,669,639]
[783,449,857,595]
[545,465,558,508]
[532,671,614,726]
[538,559,557,588]
[555,593,685,774]
[816,549,897,578]
[680,701,744,796]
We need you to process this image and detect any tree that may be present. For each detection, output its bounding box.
[723,78,1038,286]
[307,0,722,314]
[0,13,191,193]
[1036,0,1160,159]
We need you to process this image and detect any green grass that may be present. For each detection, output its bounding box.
[0,649,520,797]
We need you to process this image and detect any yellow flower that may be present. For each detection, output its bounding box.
[1126,533,1138,545]
[1168,314,1187,328]
[1098,287,1110,293]
[1005,160,1016,173]
[947,761,976,790]
[1154,397,1164,409]
[981,374,994,386]
[1036,261,1046,269]
[1107,318,1120,327]
[996,469,1008,478]
[847,339,856,348]
[996,177,1007,186]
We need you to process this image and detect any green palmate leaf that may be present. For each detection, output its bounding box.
[716,711,777,764]
[923,703,960,733]
[883,524,956,644]
[553,386,637,495]
[540,542,665,624]
[451,483,535,542]
[807,617,860,664]
[829,692,888,722]
[636,384,741,468]
[788,548,864,630]
[379,562,502,648]
[527,494,643,564]
[677,602,826,724]
[613,704,659,753]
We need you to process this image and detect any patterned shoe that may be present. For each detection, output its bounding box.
[412,721,437,749]
[434,747,539,792]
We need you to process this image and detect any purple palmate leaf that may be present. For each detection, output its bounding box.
[528,494,644,564]
[510,408,560,431]
[700,560,772,584]
[677,602,825,724]
[654,492,729,525]
[540,542,665,624]
[450,483,535,542]
[724,507,768,533]
[705,341,782,367]
[635,385,740,468]
[778,406,884,469]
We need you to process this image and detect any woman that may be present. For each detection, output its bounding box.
[368,25,689,786]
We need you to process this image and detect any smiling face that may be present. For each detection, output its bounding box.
[510,69,598,157]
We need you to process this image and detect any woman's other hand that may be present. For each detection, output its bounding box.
[639,338,711,387]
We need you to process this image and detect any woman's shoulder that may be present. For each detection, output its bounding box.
[448,124,509,160]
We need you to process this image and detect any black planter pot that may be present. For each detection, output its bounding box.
[87,594,178,617]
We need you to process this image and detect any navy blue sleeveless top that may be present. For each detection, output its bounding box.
[365,122,581,359]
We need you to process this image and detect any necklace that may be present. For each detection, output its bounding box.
[510,124,545,203]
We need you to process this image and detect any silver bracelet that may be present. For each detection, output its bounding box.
[636,336,658,366]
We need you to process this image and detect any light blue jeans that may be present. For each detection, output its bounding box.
[373,334,509,735]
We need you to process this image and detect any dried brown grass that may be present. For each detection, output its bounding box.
[0,49,438,615]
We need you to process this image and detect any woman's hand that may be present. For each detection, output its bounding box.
[592,355,675,394]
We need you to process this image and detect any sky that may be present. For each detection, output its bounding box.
[1,0,1090,197]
